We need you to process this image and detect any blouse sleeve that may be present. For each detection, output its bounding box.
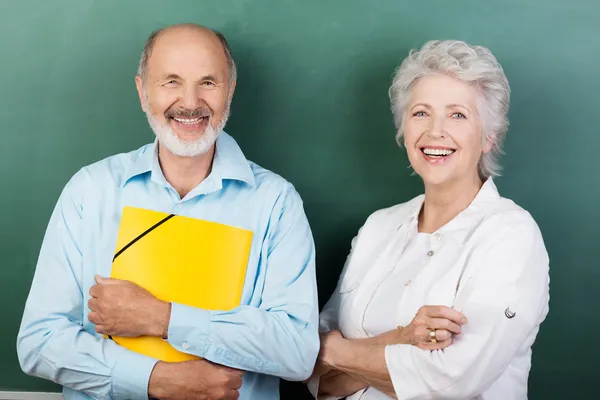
[307,226,365,400]
[384,220,550,399]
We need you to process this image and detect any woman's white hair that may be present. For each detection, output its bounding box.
[389,40,511,178]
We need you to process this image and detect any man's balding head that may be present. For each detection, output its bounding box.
[137,23,236,86]
[134,23,236,158]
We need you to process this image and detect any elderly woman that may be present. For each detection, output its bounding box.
[307,40,550,399]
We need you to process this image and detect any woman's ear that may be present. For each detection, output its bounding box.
[482,135,494,154]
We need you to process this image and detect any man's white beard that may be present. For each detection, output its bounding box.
[143,98,230,157]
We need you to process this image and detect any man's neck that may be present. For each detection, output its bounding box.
[418,173,484,233]
[157,144,215,199]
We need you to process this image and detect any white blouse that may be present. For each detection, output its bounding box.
[362,230,433,337]
[309,178,550,400]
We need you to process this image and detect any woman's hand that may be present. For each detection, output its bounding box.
[399,305,468,350]
[307,330,346,381]
[318,369,368,398]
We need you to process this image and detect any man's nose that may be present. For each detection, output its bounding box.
[181,84,201,110]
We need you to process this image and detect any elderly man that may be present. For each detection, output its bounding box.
[17,23,319,400]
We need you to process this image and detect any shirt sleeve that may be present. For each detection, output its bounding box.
[166,183,320,381]
[384,220,550,399]
[16,170,158,400]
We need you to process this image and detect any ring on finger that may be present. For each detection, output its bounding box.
[429,329,437,343]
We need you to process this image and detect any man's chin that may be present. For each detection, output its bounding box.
[170,129,207,143]
[156,129,219,158]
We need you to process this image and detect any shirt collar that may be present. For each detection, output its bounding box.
[121,131,256,189]
[212,131,256,187]
[401,177,501,243]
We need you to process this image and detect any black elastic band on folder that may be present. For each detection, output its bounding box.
[112,214,175,262]
[108,213,175,341]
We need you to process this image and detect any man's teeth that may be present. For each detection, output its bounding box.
[173,117,204,125]
[422,148,455,156]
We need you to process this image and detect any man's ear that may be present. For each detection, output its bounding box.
[227,78,237,104]
[135,75,147,112]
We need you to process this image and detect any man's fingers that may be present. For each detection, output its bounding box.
[219,365,245,376]
[424,306,467,326]
[427,317,462,334]
[230,375,243,389]
[225,389,240,400]
[229,368,245,377]
[89,284,99,298]
[95,275,118,285]
[88,311,100,324]
[88,298,99,311]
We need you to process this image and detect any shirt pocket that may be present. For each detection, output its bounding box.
[339,232,402,293]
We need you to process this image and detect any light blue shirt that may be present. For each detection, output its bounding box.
[16,132,320,400]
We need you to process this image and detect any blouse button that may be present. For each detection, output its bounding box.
[427,250,434,257]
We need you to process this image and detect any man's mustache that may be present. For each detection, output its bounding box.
[164,106,213,119]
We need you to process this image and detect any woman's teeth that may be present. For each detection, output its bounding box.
[422,148,455,157]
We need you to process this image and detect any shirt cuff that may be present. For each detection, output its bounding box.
[167,302,211,356]
[385,343,432,399]
[111,349,158,400]
[307,376,320,398]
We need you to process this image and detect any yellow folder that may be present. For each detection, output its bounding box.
[108,206,252,362]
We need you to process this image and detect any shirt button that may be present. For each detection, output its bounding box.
[433,233,441,240]
[405,280,412,286]
[427,250,434,257]
[181,342,189,350]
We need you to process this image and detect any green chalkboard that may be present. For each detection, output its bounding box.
[1,1,598,399]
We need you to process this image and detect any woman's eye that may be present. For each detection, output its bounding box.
[413,111,427,117]
[451,112,466,119]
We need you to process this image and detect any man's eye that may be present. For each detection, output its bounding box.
[451,112,466,119]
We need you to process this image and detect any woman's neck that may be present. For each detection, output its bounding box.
[418,174,484,233]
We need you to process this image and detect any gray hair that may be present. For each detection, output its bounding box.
[389,40,511,178]
[137,23,237,87]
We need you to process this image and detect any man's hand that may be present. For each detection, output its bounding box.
[149,359,245,400]
[88,275,170,338]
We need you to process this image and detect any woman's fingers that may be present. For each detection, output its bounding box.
[435,329,452,341]
[427,317,463,335]
[405,305,468,348]
[417,338,453,351]
[417,327,451,342]
[423,305,468,326]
